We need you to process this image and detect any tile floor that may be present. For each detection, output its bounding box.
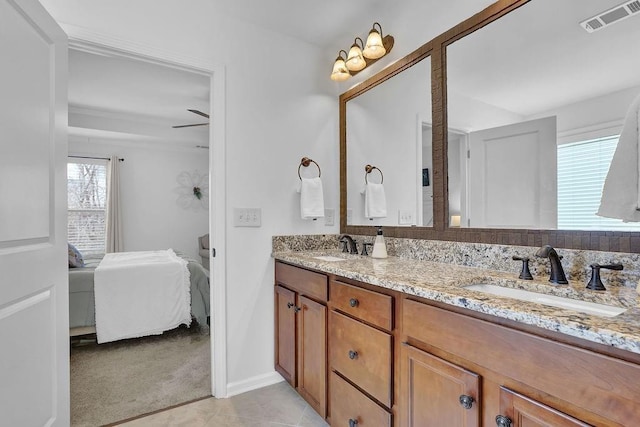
[115,382,329,426]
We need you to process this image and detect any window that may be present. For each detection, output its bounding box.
[557,135,640,231]
[67,159,108,256]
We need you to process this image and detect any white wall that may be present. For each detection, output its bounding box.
[529,84,640,140]
[41,0,339,392]
[69,137,209,260]
[40,0,500,394]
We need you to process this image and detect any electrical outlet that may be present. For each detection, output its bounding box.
[398,210,414,225]
[324,209,335,226]
[233,208,262,227]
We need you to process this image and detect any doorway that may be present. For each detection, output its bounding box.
[65,36,226,424]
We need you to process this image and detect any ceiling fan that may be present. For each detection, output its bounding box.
[172,109,209,128]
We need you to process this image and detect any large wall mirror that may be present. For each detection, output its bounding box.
[341,0,640,251]
[446,0,640,231]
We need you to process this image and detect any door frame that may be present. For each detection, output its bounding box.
[64,24,228,398]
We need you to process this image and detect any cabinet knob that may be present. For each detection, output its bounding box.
[293,306,301,313]
[349,298,359,307]
[495,415,512,427]
[286,302,294,309]
[348,419,359,427]
[459,394,474,409]
[348,350,358,360]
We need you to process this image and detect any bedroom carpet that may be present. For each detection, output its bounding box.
[70,323,211,427]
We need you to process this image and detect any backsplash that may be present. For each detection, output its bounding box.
[272,234,339,253]
[272,234,640,289]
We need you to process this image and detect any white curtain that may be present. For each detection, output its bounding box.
[106,155,123,252]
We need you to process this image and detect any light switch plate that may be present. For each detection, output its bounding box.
[346,209,353,224]
[398,210,414,225]
[233,208,262,227]
[324,209,335,226]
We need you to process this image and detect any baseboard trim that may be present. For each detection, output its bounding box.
[226,371,284,397]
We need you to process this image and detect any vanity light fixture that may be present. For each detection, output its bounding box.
[363,22,386,59]
[330,22,394,81]
[346,37,367,72]
[331,50,351,82]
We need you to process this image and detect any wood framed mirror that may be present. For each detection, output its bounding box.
[340,0,640,252]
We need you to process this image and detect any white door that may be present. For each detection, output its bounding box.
[0,1,69,426]
[468,116,557,229]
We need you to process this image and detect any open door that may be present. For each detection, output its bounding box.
[0,1,69,425]
[468,116,557,229]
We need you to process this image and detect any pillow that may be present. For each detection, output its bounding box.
[68,243,85,268]
[201,234,210,249]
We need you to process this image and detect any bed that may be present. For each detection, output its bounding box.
[68,250,210,342]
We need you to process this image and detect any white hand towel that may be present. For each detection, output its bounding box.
[597,93,640,222]
[365,183,387,219]
[300,177,325,219]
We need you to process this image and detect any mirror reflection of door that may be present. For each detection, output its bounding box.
[421,123,433,226]
[446,0,640,232]
[466,116,557,229]
[447,128,468,228]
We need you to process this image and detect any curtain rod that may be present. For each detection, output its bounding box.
[69,155,125,162]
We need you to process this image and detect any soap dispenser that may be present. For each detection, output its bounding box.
[371,226,388,259]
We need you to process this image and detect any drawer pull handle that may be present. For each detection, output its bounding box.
[348,419,359,427]
[286,302,294,309]
[349,298,359,307]
[459,394,474,409]
[495,415,512,427]
[293,306,301,313]
[348,350,358,360]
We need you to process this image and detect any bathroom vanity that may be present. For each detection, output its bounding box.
[273,251,640,427]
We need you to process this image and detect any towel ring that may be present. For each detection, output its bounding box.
[365,164,384,184]
[298,157,321,180]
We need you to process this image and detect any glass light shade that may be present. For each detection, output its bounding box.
[330,57,351,82]
[363,29,386,59]
[346,44,366,72]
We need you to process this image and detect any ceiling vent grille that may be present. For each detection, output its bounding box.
[580,0,640,32]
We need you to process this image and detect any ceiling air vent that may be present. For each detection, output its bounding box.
[580,0,640,33]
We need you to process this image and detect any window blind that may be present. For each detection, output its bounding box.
[67,159,108,256]
[557,135,639,231]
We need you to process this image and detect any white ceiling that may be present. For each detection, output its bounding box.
[68,49,210,147]
[210,0,391,49]
[447,0,640,117]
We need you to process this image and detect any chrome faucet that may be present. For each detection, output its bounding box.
[535,245,568,284]
[338,234,358,254]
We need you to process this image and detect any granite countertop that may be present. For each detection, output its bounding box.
[273,250,640,355]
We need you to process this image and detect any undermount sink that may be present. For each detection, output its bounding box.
[464,283,627,318]
[312,255,347,262]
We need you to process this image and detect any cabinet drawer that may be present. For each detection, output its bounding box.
[275,262,327,301]
[330,372,391,427]
[330,280,393,330]
[329,310,392,407]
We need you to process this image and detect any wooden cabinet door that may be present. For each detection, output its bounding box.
[401,344,480,427]
[498,387,590,427]
[297,295,327,418]
[275,285,296,386]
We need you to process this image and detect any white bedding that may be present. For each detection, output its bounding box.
[94,249,191,344]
